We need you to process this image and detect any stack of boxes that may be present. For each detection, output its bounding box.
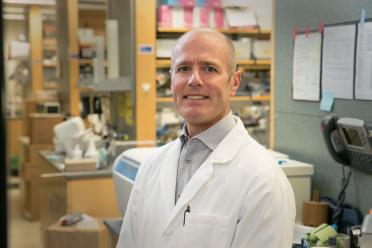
[156,0,271,62]
[158,0,226,29]
[19,98,64,220]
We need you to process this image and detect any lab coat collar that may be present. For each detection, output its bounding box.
[160,116,246,235]
[211,116,246,164]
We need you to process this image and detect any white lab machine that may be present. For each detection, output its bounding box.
[113,148,313,223]
[112,148,157,215]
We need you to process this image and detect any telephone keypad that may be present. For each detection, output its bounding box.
[349,151,372,173]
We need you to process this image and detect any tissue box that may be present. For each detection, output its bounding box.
[64,159,97,172]
[46,218,109,248]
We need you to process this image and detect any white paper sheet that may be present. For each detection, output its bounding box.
[225,8,256,27]
[292,32,322,101]
[322,24,356,99]
[355,22,372,100]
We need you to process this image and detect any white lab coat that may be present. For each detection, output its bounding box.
[117,116,295,248]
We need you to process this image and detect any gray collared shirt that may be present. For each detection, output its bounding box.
[175,111,236,203]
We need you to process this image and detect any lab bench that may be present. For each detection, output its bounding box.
[38,150,121,245]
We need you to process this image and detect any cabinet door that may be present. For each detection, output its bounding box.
[67,178,121,218]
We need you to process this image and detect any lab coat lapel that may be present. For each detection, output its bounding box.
[160,116,247,234]
[161,156,214,234]
[159,140,181,213]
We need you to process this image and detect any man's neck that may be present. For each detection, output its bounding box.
[185,111,232,138]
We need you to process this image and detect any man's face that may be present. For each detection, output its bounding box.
[170,32,240,136]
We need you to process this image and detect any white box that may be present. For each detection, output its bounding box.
[233,38,251,60]
[252,39,271,60]
[281,160,314,222]
[156,39,178,58]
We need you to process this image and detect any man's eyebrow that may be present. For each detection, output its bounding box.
[174,59,221,67]
[200,61,220,66]
[173,60,191,67]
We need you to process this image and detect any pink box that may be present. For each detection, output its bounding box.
[200,7,210,27]
[184,7,194,28]
[182,0,195,7]
[158,4,172,27]
[207,0,221,8]
[214,7,224,28]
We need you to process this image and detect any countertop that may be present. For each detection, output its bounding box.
[39,150,112,179]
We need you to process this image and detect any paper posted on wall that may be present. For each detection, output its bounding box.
[292,32,321,101]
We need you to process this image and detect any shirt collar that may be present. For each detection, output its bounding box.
[180,111,236,150]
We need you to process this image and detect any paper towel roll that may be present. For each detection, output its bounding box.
[106,20,119,79]
[302,201,329,226]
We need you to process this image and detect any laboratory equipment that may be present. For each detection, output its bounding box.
[112,147,313,222]
[112,147,157,215]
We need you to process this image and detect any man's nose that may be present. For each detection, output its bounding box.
[187,69,203,87]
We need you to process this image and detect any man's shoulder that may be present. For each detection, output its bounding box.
[140,139,180,168]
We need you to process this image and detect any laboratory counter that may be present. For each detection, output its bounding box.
[39,150,112,179]
[38,150,121,245]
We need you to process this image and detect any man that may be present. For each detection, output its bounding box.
[117,29,295,248]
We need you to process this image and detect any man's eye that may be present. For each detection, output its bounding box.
[205,66,217,72]
[176,66,190,72]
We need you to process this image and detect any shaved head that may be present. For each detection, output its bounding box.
[171,28,237,76]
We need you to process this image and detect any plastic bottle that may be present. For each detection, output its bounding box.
[84,139,98,159]
[71,144,82,159]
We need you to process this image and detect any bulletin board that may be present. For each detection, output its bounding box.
[274,0,372,214]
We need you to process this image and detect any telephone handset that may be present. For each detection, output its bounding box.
[321,115,350,165]
[321,115,372,173]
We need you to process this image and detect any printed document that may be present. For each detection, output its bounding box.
[292,32,322,101]
[355,22,372,100]
[322,24,356,99]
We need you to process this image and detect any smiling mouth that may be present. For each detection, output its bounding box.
[184,95,209,100]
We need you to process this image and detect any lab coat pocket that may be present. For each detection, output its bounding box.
[184,213,230,248]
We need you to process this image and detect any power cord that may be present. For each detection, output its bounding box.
[332,165,352,225]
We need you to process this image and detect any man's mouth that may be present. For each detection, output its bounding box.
[184,95,209,100]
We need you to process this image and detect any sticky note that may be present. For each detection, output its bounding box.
[360,9,366,29]
[320,91,335,112]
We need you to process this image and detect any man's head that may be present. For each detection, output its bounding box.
[170,29,241,137]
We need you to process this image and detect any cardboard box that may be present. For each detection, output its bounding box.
[29,113,64,144]
[64,159,97,172]
[46,218,110,248]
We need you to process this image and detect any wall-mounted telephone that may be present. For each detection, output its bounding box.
[321,116,372,173]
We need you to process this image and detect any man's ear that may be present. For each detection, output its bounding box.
[230,70,241,96]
